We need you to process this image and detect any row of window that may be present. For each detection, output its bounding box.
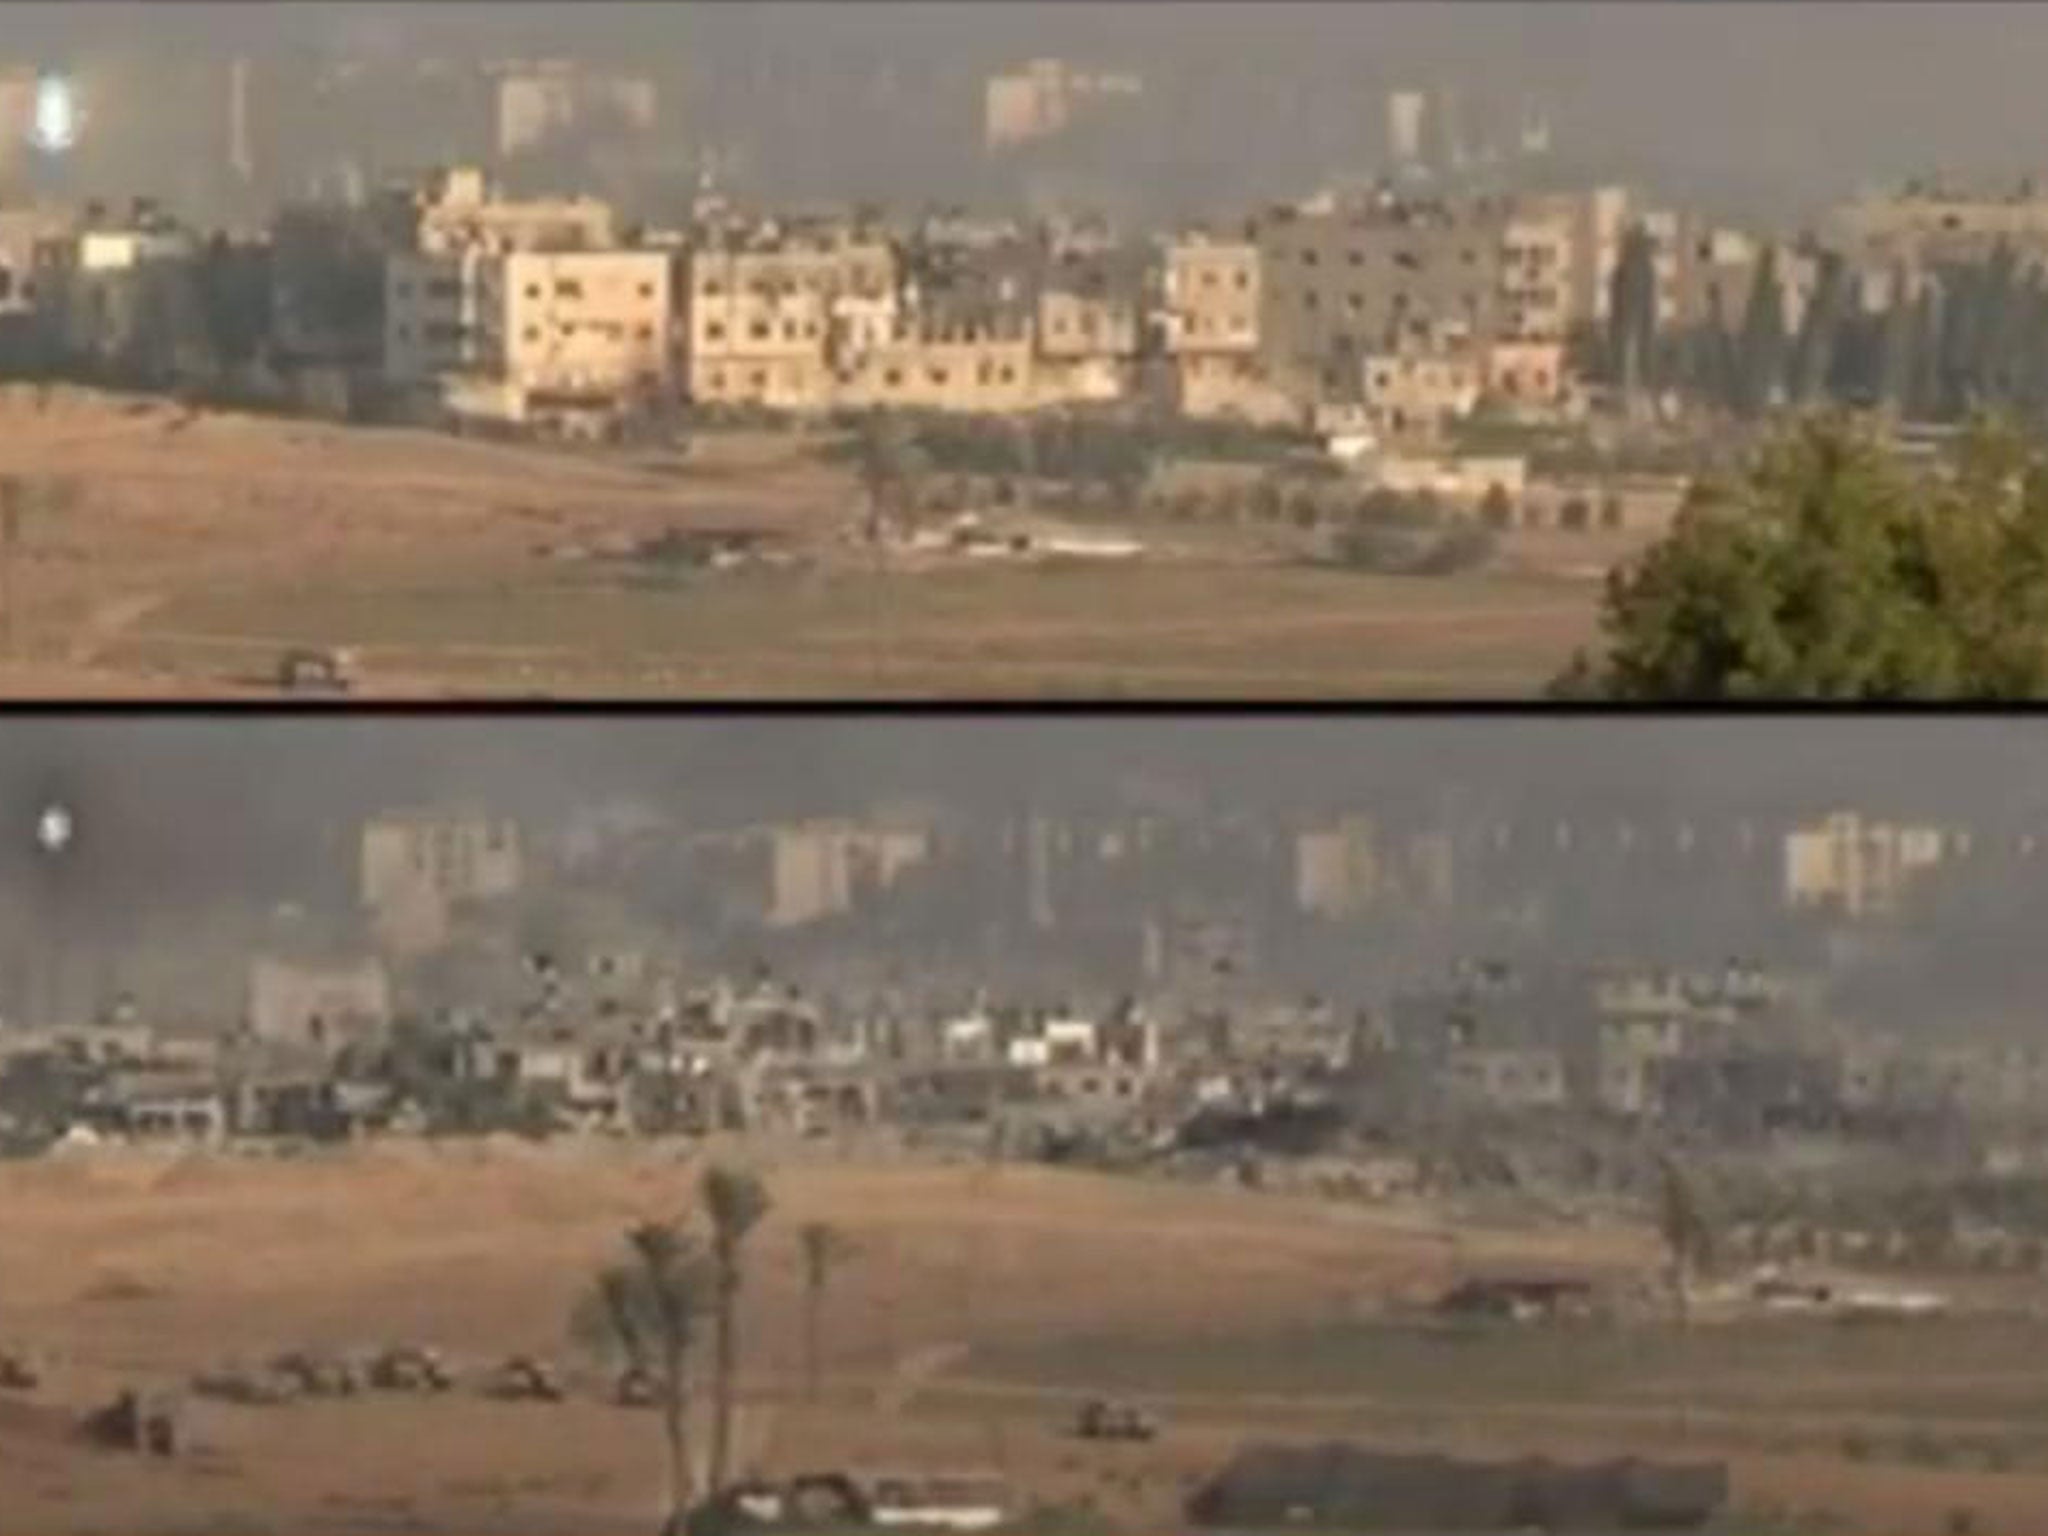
[1276,245,1486,271]
[703,358,1024,394]
[1296,289,1485,315]
[395,279,659,303]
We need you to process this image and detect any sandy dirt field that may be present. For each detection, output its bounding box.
[0,1140,2044,1535]
[0,388,1614,698]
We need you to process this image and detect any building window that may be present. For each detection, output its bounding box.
[701,279,723,297]
[526,285,541,299]
[749,321,771,341]
[928,367,949,385]
[523,327,540,343]
[706,322,726,342]
[998,365,1016,383]
[555,280,584,299]
[883,367,903,387]
[1234,271,1250,289]
[636,324,654,341]
[638,283,654,298]
[1302,250,1319,267]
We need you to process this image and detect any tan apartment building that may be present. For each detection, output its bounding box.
[765,820,932,928]
[1521,185,1632,330]
[382,166,616,259]
[1295,817,1381,920]
[1783,811,1949,919]
[246,956,392,1049]
[362,808,522,951]
[835,317,1038,413]
[1034,285,1140,403]
[387,246,671,416]
[984,58,1142,151]
[1826,182,2048,271]
[1498,206,1574,340]
[1359,339,1484,441]
[491,61,657,159]
[501,249,671,401]
[1153,233,1296,424]
[682,222,898,411]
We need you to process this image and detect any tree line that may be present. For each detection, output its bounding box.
[1598,226,2048,425]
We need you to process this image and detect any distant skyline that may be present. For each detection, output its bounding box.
[8,4,2048,226]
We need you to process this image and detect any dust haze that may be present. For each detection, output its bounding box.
[11,2,2048,225]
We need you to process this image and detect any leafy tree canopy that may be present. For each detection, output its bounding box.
[1558,415,2048,699]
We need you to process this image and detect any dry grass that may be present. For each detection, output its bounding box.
[1,1142,2044,1533]
[0,388,1607,698]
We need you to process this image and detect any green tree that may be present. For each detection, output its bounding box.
[1657,1154,1715,1328]
[1734,246,1789,417]
[571,1220,713,1536]
[701,1164,771,1496]
[855,412,929,539]
[1559,416,2048,698]
[1787,250,1848,406]
[1607,223,1660,403]
[798,1221,858,1406]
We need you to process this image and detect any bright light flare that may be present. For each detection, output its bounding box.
[29,74,78,155]
[36,803,73,855]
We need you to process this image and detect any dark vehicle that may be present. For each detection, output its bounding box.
[368,1345,453,1393]
[485,1355,565,1402]
[276,647,354,696]
[270,1350,362,1397]
[1075,1398,1159,1442]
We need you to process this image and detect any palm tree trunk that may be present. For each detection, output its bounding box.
[709,1278,736,1494]
[661,1351,692,1536]
[805,1279,822,1406]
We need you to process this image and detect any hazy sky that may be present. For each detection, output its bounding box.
[13,3,2048,223]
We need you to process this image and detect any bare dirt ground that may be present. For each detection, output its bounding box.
[0,388,1614,698]
[1,1141,2044,1535]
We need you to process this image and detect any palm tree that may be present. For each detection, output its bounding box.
[856,411,928,542]
[572,1219,713,1536]
[702,1163,772,1495]
[798,1221,858,1406]
[1657,1152,1714,1328]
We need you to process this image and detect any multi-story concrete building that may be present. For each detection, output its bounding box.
[384,167,670,421]
[1783,811,1950,919]
[1152,232,1295,424]
[765,820,932,928]
[681,220,898,411]
[835,316,1038,413]
[1254,190,1517,403]
[1295,816,1380,920]
[361,809,522,952]
[1825,181,2048,272]
[491,61,657,160]
[394,166,617,259]
[983,59,1142,152]
[246,955,392,1050]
